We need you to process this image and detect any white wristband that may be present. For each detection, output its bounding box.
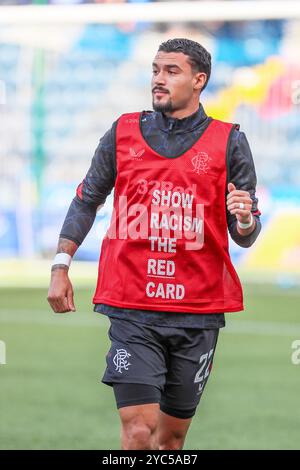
[52,253,72,268]
[237,213,253,230]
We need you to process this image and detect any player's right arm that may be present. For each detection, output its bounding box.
[47,238,79,313]
[47,122,117,314]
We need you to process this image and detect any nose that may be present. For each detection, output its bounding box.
[153,70,166,86]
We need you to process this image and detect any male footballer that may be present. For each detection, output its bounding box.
[48,38,261,450]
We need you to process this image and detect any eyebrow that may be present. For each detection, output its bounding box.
[152,62,182,71]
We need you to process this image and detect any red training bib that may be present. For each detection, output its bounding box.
[93,112,244,314]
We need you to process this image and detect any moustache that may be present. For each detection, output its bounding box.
[152,88,169,94]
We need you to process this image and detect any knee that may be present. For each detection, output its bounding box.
[122,416,158,450]
[159,430,186,450]
[126,423,153,449]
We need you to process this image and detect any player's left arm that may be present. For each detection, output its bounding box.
[226,129,262,248]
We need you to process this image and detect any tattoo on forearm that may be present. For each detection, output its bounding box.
[57,237,78,257]
[51,264,69,273]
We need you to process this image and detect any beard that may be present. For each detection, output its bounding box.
[152,97,174,113]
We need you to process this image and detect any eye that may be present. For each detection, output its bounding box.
[152,70,158,75]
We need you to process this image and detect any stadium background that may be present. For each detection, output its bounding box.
[0,0,299,450]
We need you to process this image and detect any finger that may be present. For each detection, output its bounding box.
[67,288,76,312]
[52,300,61,313]
[228,201,252,211]
[226,195,252,204]
[229,208,252,216]
[54,308,69,314]
[53,295,70,313]
[227,203,252,212]
[228,182,236,193]
[48,294,70,313]
[227,191,251,201]
[227,199,251,211]
[47,296,60,313]
[62,295,71,312]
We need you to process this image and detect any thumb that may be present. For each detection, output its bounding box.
[228,182,236,193]
[67,287,76,312]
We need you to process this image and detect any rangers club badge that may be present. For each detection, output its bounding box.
[113,349,132,373]
[191,152,212,174]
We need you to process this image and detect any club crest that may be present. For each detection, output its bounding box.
[191,152,212,174]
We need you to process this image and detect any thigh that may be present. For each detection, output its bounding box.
[118,403,161,450]
[160,328,220,417]
[102,318,168,391]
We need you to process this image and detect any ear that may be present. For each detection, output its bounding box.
[194,72,207,91]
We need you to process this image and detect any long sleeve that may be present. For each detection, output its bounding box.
[227,129,262,248]
[59,122,117,246]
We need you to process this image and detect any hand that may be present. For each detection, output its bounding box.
[227,182,253,226]
[47,268,76,313]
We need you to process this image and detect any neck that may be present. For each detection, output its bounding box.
[164,101,200,120]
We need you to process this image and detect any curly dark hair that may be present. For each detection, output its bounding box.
[158,38,211,92]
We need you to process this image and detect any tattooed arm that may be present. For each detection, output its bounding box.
[47,122,117,314]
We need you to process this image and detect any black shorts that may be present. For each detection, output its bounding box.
[101,317,220,418]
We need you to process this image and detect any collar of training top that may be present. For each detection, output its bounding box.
[157,103,208,133]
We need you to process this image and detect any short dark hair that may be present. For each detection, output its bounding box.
[158,38,211,92]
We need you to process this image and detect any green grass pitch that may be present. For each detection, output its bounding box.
[0,284,299,449]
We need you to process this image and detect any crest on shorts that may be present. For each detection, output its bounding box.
[113,348,132,373]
